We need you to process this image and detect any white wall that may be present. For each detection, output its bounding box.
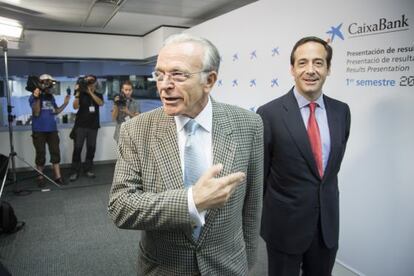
[8,27,186,60]
[143,26,187,58]
[9,30,144,59]
[187,0,414,275]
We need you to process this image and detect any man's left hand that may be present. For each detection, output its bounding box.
[87,86,94,95]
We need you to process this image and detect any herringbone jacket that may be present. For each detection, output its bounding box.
[108,99,263,275]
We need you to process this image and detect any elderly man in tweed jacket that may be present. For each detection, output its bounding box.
[108,33,263,276]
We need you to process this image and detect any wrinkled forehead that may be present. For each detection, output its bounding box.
[156,42,204,71]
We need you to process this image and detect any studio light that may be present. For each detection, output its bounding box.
[0,16,23,40]
[0,16,29,195]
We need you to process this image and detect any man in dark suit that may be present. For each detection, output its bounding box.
[257,36,351,276]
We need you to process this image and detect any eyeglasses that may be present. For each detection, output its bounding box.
[151,70,209,83]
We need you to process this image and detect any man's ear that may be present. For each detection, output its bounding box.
[204,71,218,93]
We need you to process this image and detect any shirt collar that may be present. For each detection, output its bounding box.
[293,87,325,110]
[175,97,212,133]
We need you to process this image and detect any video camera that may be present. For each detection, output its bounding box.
[77,75,97,92]
[114,93,127,107]
[25,75,55,93]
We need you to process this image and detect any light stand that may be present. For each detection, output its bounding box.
[1,38,16,187]
[1,38,61,193]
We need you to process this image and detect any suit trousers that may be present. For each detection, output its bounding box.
[266,219,338,276]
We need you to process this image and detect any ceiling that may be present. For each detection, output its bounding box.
[0,0,257,36]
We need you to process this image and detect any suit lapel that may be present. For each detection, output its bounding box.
[323,97,341,180]
[198,100,237,244]
[152,111,184,191]
[282,89,321,179]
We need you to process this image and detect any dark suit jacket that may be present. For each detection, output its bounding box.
[109,99,263,275]
[257,88,350,254]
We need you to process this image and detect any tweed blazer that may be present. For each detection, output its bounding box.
[108,99,263,276]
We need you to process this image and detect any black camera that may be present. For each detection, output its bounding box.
[25,76,42,92]
[26,75,56,93]
[115,93,127,107]
[77,75,97,91]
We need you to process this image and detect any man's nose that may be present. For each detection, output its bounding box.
[305,63,316,74]
[157,77,174,91]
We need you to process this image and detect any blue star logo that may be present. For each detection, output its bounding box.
[250,50,257,59]
[217,80,223,86]
[232,79,238,87]
[271,47,279,56]
[249,107,257,112]
[326,23,344,42]
[249,79,256,87]
[232,53,239,61]
[271,78,279,87]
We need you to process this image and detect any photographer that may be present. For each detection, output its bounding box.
[111,80,140,143]
[69,75,104,182]
[28,74,70,187]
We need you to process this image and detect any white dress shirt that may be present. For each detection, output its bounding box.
[175,97,212,227]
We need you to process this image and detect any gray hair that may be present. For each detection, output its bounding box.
[163,33,221,74]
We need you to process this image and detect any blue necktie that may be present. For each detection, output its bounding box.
[183,119,207,239]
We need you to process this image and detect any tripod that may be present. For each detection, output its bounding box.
[1,38,62,192]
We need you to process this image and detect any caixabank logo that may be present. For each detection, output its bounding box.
[348,14,409,37]
[326,14,410,42]
[326,23,345,42]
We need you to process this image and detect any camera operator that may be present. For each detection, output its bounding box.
[69,75,104,181]
[111,80,140,143]
[29,74,70,187]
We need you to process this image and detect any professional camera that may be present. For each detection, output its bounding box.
[115,93,127,107]
[25,74,56,92]
[25,76,41,92]
[77,75,97,92]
